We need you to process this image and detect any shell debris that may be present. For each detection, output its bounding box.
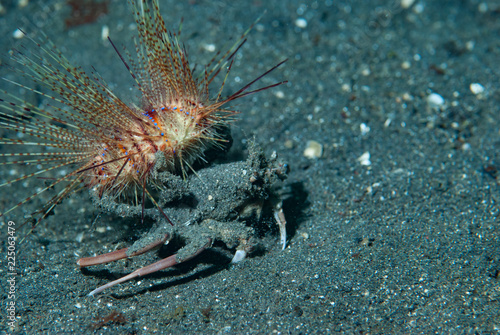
[357,152,371,166]
[469,83,485,96]
[303,140,323,159]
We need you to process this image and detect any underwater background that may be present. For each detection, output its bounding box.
[0,0,499,333]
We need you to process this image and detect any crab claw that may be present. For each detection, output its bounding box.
[84,238,211,296]
[273,200,287,250]
[231,249,247,263]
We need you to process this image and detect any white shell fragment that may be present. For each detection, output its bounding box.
[13,28,25,39]
[357,152,371,166]
[303,140,323,159]
[295,18,307,28]
[401,0,416,9]
[469,83,484,95]
[360,123,370,135]
[274,90,285,99]
[75,232,84,243]
[427,93,445,108]
[18,0,29,8]
[202,43,216,52]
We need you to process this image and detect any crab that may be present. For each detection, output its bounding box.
[77,143,288,296]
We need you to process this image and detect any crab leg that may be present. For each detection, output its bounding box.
[77,234,170,267]
[87,238,212,296]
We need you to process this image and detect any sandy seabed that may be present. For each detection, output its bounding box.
[0,0,499,334]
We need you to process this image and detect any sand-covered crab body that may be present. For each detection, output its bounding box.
[79,144,288,295]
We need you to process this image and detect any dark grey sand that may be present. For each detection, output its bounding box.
[1,0,499,334]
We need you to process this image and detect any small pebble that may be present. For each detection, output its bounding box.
[295,18,307,28]
[284,139,294,149]
[401,60,411,69]
[357,152,371,166]
[303,140,323,159]
[361,67,371,76]
[203,43,216,52]
[360,123,370,135]
[413,3,424,13]
[18,0,29,8]
[96,226,106,233]
[402,92,413,101]
[341,83,351,92]
[75,232,84,243]
[13,29,24,39]
[427,93,445,108]
[478,2,488,13]
[469,83,484,95]
[465,40,475,51]
[401,0,415,9]
[274,90,285,99]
